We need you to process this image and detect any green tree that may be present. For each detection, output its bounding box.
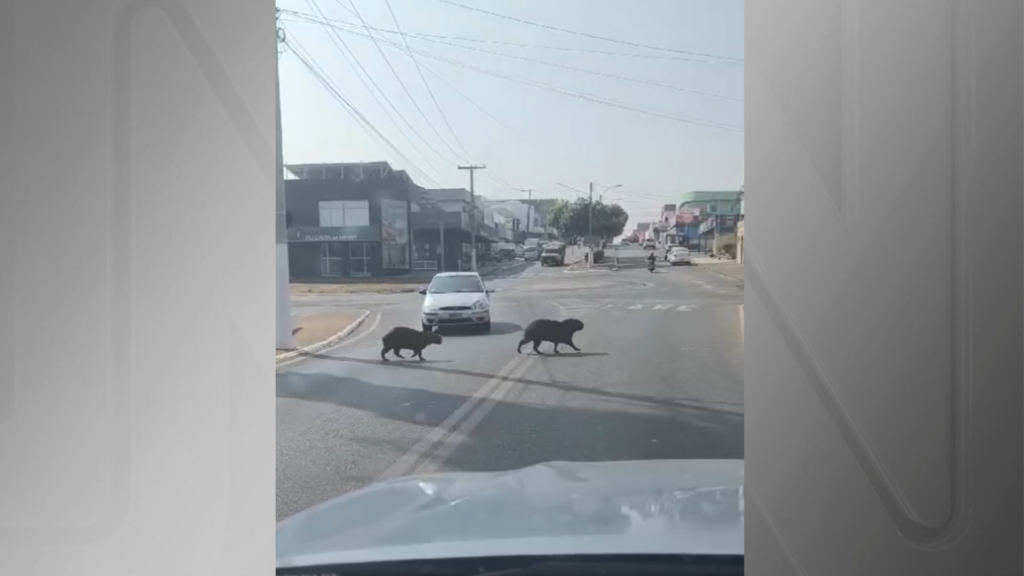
[549,198,629,241]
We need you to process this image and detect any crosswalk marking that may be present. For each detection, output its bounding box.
[554,299,721,314]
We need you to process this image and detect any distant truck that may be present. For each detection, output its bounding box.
[540,242,566,266]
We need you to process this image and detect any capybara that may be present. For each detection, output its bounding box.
[381,326,443,362]
[517,318,585,355]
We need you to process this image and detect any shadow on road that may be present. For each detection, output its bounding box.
[292,352,743,417]
[438,321,522,337]
[277,371,744,467]
[524,351,610,358]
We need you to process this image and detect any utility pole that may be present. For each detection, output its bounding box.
[275,10,294,349]
[588,182,594,240]
[516,188,533,234]
[458,164,485,271]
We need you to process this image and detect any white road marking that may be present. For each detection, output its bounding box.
[415,358,535,475]
[653,304,673,310]
[676,305,696,312]
[628,304,643,309]
[376,354,530,481]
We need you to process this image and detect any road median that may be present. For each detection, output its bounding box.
[276,309,371,364]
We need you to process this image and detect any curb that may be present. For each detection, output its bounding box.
[275,309,372,364]
[696,263,745,283]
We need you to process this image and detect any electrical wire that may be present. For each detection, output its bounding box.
[281,9,741,102]
[383,0,473,160]
[279,8,734,64]
[284,32,442,187]
[284,10,731,211]
[307,19,742,133]
[434,0,744,64]
[340,0,469,164]
[302,0,448,181]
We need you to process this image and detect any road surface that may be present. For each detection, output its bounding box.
[277,246,744,521]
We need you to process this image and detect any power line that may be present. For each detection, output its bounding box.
[319,22,742,133]
[383,0,473,160]
[284,33,442,187]
[302,0,447,181]
[278,8,734,65]
[434,0,744,64]
[282,9,741,102]
[341,0,467,164]
[302,8,538,191]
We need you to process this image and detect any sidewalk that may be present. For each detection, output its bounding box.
[693,257,745,282]
[276,309,370,363]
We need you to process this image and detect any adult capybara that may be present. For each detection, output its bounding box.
[517,318,585,355]
[381,326,443,362]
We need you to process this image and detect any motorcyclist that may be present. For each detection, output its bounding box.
[646,251,656,269]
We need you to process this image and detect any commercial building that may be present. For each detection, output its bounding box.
[673,190,744,249]
[410,188,496,273]
[284,162,420,280]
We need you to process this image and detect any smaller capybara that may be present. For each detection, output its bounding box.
[381,326,443,362]
[517,318,585,355]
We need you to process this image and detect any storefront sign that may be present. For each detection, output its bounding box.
[288,226,379,242]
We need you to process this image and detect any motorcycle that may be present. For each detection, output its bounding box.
[647,258,656,273]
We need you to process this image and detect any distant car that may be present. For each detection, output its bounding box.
[523,246,540,261]
[667,246,693,265]
[540,243,566,266]
[642,239,656,250]
[419,272,493,333]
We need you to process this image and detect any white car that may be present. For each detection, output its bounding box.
[667,246,693,265]
[642,239,657,250]
[419,272,493,333]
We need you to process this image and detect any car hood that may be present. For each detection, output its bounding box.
[424,292,487,308]
[277,459,744,568]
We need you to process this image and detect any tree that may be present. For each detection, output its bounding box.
[549,198,629,241]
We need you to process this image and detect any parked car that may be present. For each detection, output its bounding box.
[667,246,693,265]
[523,246,540,261]
[642,239,657,250]
[419,272,493,333]
[663,244,682,261]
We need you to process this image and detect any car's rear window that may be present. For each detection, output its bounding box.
[428,276,485,294]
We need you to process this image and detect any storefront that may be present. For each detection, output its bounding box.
[284,164,413,281]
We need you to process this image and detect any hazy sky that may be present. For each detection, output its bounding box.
[278,0,743,228]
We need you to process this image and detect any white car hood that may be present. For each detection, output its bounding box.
[424,292,487,308]
[277,459,744,568]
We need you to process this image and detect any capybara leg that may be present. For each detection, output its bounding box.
[553,342,561,354]
[393,349,406,359]
[517,338,530,354]
[416,347,425,361]
[532,340,544,354]
[568,338,581,352]
[381,347,391,361]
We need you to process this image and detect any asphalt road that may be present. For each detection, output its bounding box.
[277,246,744,521]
